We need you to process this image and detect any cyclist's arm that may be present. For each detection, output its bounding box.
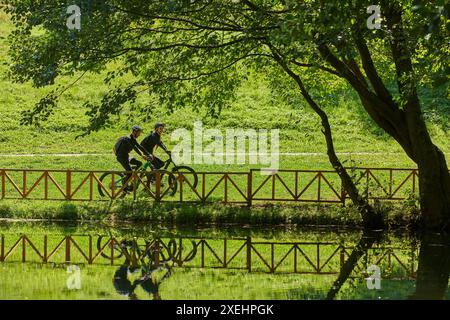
[134,141,153,159]
[158,140,170,153]
[130,139,144,157]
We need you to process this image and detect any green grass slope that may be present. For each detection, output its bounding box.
[0,11,449,172]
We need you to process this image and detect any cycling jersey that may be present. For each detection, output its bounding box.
[140,132,168,155]
[114,135,149,158]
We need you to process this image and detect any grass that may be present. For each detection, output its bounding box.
[0,11,447,224]
[0,11,449,159]
[0,199,420,229]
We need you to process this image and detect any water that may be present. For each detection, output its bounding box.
[0,220,449,300]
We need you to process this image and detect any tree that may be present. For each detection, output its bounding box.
[4,0,449,228]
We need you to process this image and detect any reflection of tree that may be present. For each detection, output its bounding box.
[410,233,450,300]
[326,231,380,300]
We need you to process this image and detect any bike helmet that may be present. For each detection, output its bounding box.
[154,122,165,130]
[132,125,143,132]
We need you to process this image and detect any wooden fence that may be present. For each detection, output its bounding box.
[0,168,423,205]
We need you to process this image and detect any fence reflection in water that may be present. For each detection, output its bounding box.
[0,234,417,279]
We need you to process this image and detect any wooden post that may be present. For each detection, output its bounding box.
[294,244,297,273]
[44,171,48,200]
[155,172,160,202]
[22,235,26,262]
[132,172,137,201]
[224,174,228,204]
[179,173,183,202]
[247,172,252,207]
[88,235,92,264]
[271,174,275,200]
[316,243,320,272]
[246,236,251,272]
[223,238,227,268]
[23,171,27,198]
[202,173,206,202]
[110,238,115,266]
[22,171,30,197]
[201,240,205,268]
[65,236,71,263]
[1,234,4,262]
[111,173,115,199]
[179,238,183,266]
[89,172,94,200]
[317,172,321,202]
[1,170,5,199]
[43,235,48,263]
[154,238,160,267]
[66,170,72,200]
[340,179,345,206]
[389,169,393,196]
[271,243,275,273]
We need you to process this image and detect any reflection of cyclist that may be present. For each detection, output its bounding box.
[112,261,172,300]
[114,125,152,191]
[140,123,171,170]
[112,265,139,300]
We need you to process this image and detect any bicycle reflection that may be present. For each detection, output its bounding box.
[111,238,195,300]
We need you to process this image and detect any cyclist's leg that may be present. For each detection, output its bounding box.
[151,156,165,169]
[117,155,133,190]
[129,157,143,170]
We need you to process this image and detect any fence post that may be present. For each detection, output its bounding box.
[247,172,252,207]
[246,236,251,272]
[340,179,346,206]
[1,234,4,262]
[43,235,48,263]
[66,170,72,200]
[65,236,71,263]
[155,172,161,202]
[110,238,115,266]
[1,170,5,199]
[22,235,26,262]
[23,171,27,198]
[88,235,92,264]
[154,238,160,267]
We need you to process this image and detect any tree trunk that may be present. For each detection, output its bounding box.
[410,126,450,229]
[269,46,385,228]
[410,233,450,299]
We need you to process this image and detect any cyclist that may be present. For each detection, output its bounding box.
[114,125,152,191]
[140,122,171,170]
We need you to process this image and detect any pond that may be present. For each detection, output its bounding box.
[0,220,448,300]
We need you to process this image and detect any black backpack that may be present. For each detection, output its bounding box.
[114,136,127,156]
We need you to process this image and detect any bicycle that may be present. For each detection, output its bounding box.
[160,153,198,191]
[97,159,178,198]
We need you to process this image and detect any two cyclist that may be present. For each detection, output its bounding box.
[114,124,170,191]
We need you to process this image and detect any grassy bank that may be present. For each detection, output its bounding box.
[0,199,420,229]
[1,11,449,163]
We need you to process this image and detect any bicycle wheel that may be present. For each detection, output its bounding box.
[98,172,127,198]
[97,235,124,260]
[145,170,178,198]
[172,165,198,190]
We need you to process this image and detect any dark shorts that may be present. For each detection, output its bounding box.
[116,156,142,172]
[151,156,165,170]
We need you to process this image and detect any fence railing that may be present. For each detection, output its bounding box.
[0,168,424,205]
[0,234,418,277]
